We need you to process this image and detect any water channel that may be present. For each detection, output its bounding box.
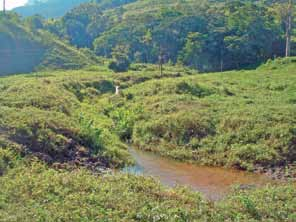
[124,148,274,200]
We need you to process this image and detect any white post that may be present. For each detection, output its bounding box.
[115,86,120,95]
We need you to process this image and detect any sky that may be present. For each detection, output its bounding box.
[0,0,28,10]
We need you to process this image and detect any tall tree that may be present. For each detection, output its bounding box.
[285,0,293,57]
[273,0,295,57]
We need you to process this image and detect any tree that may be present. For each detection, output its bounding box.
[25,15,44,31]
[108,45,130,72]
[179,32,206,70]
[286,0,293,57]
[273,0,295,57]
[141,29,152,63]
[223,1,278,68]
[158,47,164,76]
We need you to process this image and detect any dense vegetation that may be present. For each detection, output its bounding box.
[46,0,296,71]
[0,13,99,75]
[0,161,295,221]
[0,59,295,221]
[1,0,294,75]
[1,0,295,221]
[127,59,296,172]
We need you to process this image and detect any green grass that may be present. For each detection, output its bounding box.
[0,161,211,221]
[1,59,295,170]
[0,69,129,168]
[0,159,294,221]
[117,60,296,171]
[0,64,193,168]
[0,59,295,221]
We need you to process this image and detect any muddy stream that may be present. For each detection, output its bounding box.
[123,148,274,200]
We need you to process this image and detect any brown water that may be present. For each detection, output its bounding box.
[123,148,273,200]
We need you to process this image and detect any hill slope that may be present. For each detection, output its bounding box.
[0,13,99,76]
[13,0,90,18]
[0,58,295,176]
[0,60,295,221]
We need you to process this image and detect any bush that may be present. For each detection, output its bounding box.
[0,162,210,221]
[78,114,105,153]
[134,112,216,148]
[108,58,130,72]
[0,148,18,176]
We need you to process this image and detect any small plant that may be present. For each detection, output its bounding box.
[110,107,142,140]
[78,113,104,153]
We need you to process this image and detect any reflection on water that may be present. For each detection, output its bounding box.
[123,148,273,200]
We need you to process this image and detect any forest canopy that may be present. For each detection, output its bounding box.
[45,0,296,72]
[0,0,295,74]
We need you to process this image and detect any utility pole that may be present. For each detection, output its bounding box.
[285,0,293,57]
[3,0,5,14]
[220,46,224,72]
[159,47,164,76]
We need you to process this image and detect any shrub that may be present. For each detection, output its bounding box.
[0,148,18,176]
[78,114,105,153]
[108,58,130,72]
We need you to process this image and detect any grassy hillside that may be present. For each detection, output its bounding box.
[70,57,295,179]
[0,60,295,221]
[1,58,296,174]
[0,13,99,76]
[0,64,191,169]
[124,59,296,175]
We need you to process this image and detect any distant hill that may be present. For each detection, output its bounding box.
[0,13,99,76]
[13,0,90,18]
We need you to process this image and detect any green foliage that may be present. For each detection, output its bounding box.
[258,57,296,70]
[78,113,104,153]
[0,161,295,221]
[0,69,131,167]
[116,58,296,170]
[1,58,296,170]
[110,106,141,140]
[0,162,211,221]
[1,0,294,74]
[214,184,296,221]
[0,148,19,176]
[108,45,131,72]
[24,15,44,30]
[134,112,215,148]
[46,0,295,72]
[1,2,295,220]
[0,57,295,221]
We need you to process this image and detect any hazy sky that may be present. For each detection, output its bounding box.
[0,0,28,10]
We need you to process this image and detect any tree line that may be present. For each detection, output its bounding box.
[3,0,296,72]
